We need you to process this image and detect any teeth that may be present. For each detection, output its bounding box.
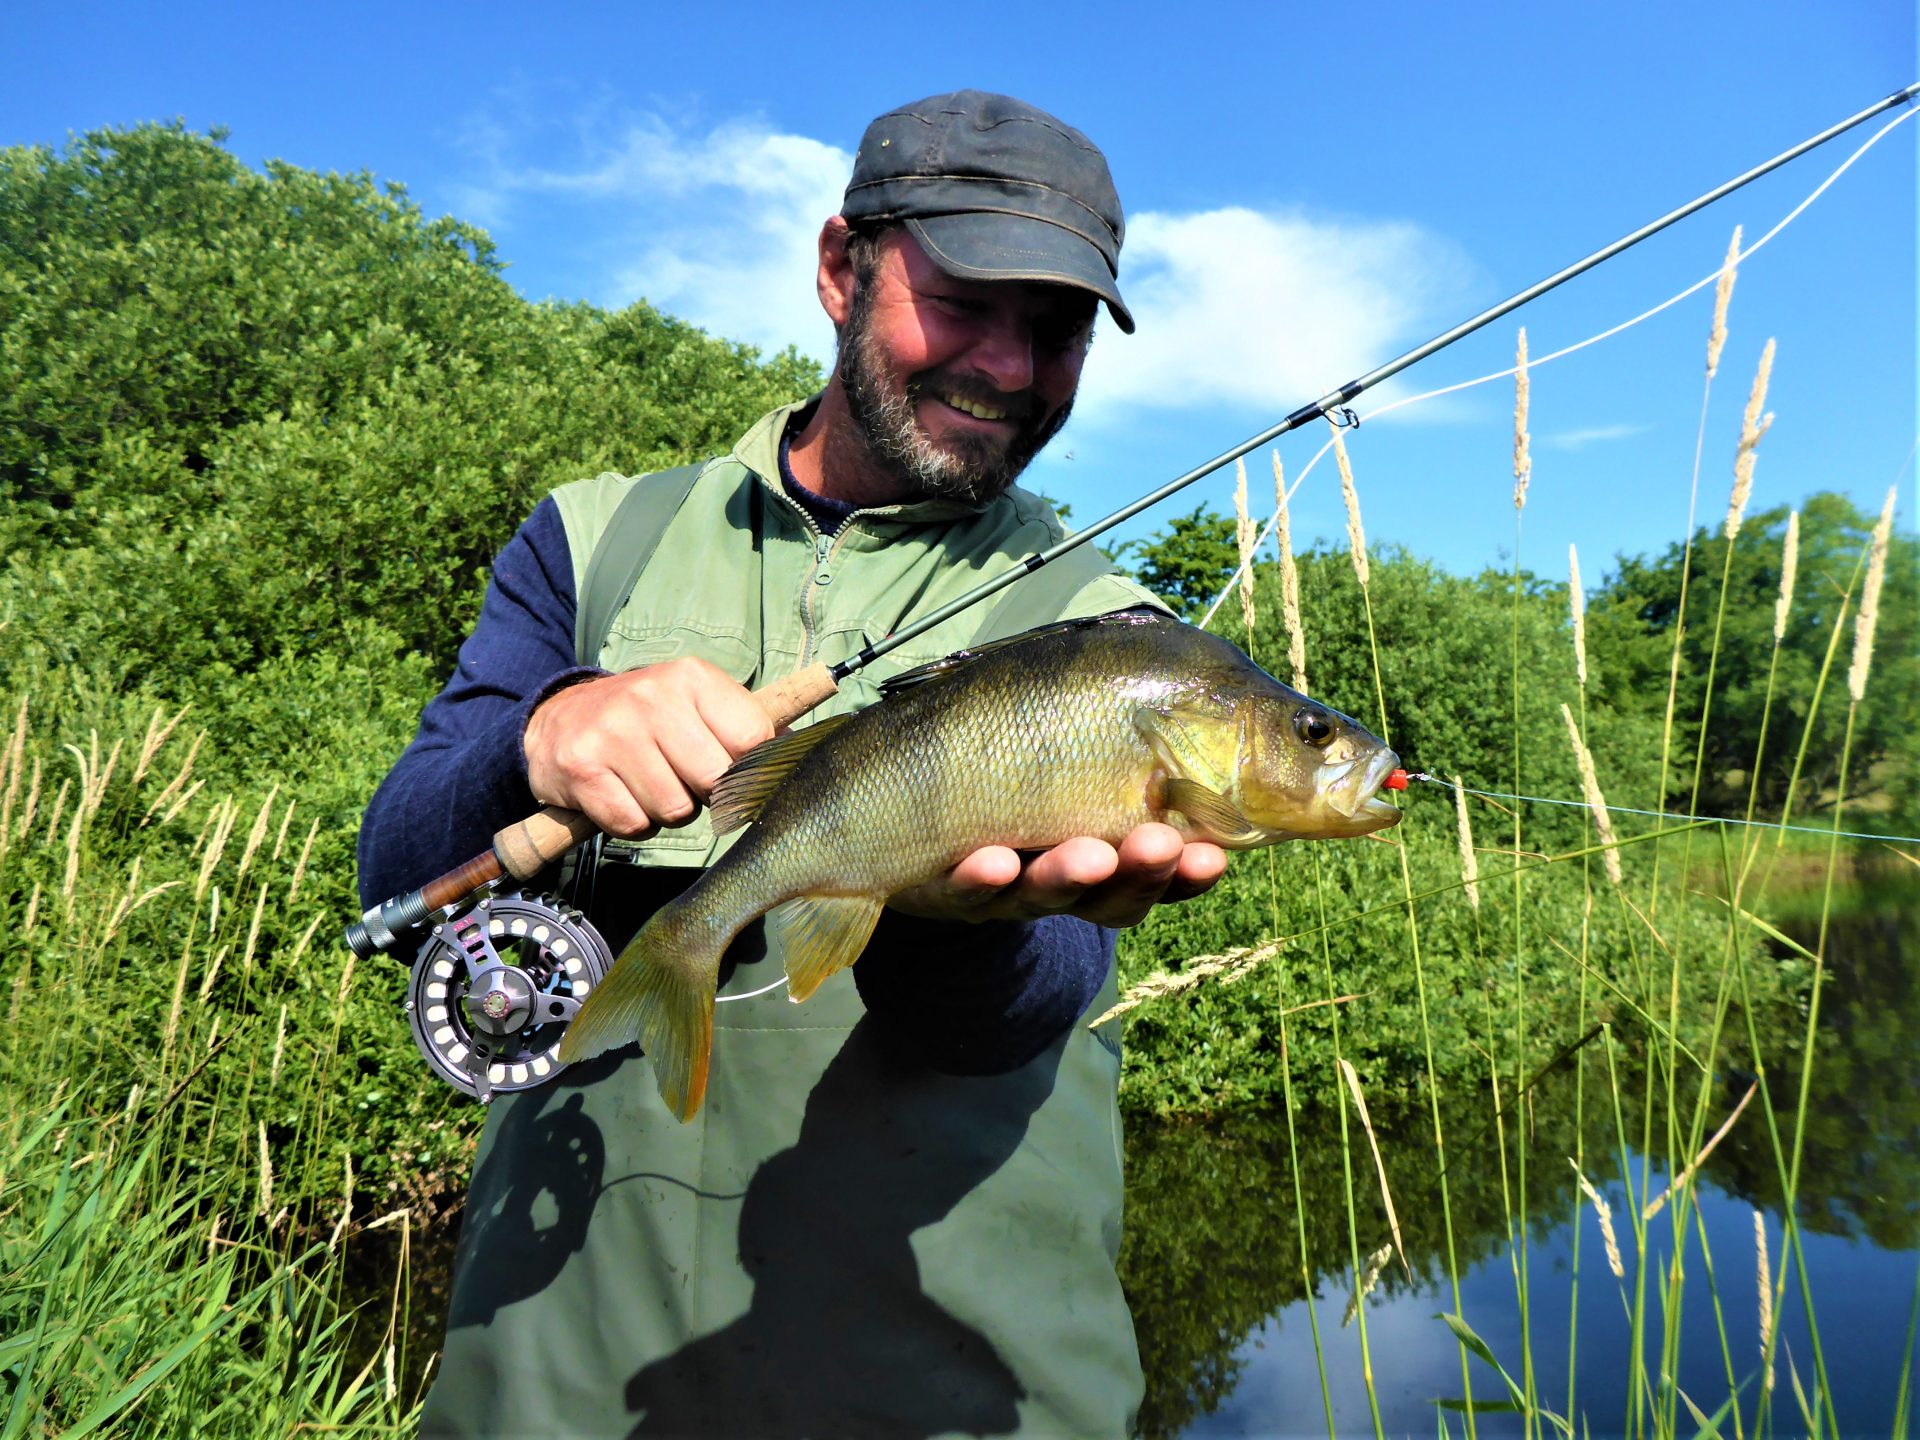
[943,394,1008,421]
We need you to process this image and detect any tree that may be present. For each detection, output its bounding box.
[1584,496,1918,829]
[1120,505,1239,618]
[0,123,823,708]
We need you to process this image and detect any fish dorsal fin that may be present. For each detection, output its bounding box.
[708,715,852,836]
[766,894,886,1003]
[879,605,1169,696]
[1160,777,1265,847]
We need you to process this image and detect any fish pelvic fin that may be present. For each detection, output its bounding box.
[709,715,853,836]
[558,908,720,1122]
[766,894,885,1004]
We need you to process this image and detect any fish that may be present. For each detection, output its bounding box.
[558,607,1402,1120]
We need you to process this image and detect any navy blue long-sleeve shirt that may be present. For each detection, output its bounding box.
[356,448,1116,1075]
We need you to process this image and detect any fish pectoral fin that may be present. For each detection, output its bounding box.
[1160,777,1266,847]
[709,714,853,835]
[767,894,885,1003]
[1135,707,1262,843]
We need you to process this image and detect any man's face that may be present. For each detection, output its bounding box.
[835,228,1095,504]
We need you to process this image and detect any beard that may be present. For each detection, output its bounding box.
[836,283,1073,505]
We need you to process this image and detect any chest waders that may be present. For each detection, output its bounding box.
[421,447,1147,1439]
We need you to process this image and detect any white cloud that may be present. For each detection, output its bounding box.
[1076,206,1477,421]
[597,122,850,361]
[456,110,851,360]
[1543,422,1650,450]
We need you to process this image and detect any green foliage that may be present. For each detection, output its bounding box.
[1111,537,1792,1113]
[0,123,824,1321]
[0,1098,423,1435]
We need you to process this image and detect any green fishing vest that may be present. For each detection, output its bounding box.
[421,401,1162,1438]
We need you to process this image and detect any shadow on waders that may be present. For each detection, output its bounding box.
[622,1014,1060,1438]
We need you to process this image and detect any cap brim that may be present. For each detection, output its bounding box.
[906,214,1135,334]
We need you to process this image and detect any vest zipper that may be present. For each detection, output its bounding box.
[799,525,860,669]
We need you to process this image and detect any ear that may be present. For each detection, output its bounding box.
[817,215,857,329]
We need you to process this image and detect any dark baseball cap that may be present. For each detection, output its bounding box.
[840,90,1134,333]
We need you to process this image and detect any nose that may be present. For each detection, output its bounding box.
[966,312,1036,395]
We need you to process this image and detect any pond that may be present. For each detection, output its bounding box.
[1121,866,1918,1438]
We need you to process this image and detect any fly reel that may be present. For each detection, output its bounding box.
[405,891,613,1101]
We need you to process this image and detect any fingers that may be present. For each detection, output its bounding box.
[887,825,1229,927]
[523,658,775,837]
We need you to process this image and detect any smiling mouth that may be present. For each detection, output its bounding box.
[933,389,1021,422]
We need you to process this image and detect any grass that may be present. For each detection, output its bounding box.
[0,705,432,1436]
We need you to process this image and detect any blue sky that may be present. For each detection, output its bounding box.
[8,1,1914,590]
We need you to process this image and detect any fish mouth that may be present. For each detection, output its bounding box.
[1326,747,1402,823]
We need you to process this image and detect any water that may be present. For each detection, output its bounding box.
[1178,1166,1918,1437]
[1127,868,1919,1439]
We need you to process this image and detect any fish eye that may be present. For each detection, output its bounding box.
[1294,708,1336,747]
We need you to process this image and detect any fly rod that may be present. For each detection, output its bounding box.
[346,80,1918,959]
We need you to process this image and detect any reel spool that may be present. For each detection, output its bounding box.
[406,891,613,1101]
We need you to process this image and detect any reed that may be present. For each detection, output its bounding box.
[1122,252,1892,1438]
[1273,451,1308,694]
[1706,226,1741,380]
[1233,457,1257,636]
[1512,328,1532,511]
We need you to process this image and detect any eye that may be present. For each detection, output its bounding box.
[1034,316,1091,353]
[1294,708,1336,747]
[931,293,989,318]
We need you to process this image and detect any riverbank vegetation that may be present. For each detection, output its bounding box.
[3,123,1912,1436]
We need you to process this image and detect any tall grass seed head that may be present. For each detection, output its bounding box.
[1453,776,1480,910]
[1330,424,1370,587]
[1512,327,1532,510]
[1848,485,1897,702]
[1707,225,1741,379]
[1773,510,1799,643]
[1561,703,1623,885]
[1272,452,1307,694]
[1726,338,1775,540]
[1233,456,1257,635]
[1573,1163,1627,1279]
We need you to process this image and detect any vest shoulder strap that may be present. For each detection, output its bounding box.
[573,462,706,666]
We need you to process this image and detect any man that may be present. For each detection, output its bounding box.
[360,90,1224,1437]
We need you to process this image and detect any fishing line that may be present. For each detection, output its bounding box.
[1406,773,1920,847]
[716,978,788,1003]
[1194,101,1920,632]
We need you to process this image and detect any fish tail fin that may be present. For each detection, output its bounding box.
[559,906,721,1121]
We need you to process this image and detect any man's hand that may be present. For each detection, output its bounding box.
[888,823,1227,928]
[522,659,774,838]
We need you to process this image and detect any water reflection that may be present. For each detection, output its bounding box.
[1120,882,1919,1438]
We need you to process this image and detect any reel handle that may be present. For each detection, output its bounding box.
[346,663,839,957]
